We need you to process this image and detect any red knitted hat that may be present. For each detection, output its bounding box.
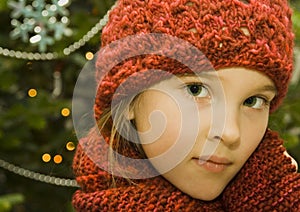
[94,0,294,121]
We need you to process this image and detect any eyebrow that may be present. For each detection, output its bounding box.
[178,73,216,81]
[255,85,277,94]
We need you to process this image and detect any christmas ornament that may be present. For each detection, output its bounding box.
[8,0,72,52]
[0,1,116,60]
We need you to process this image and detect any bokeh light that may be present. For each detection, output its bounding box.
[28,88,37,97]
[61,108,70,117]
[85,52,94,60]
[53,155,63,164]
[66,142,75,151]
[42,153,51,163]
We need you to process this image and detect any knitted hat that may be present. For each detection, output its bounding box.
[94,0,294,122]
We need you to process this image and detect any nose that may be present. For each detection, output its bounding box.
[212,107,241,147]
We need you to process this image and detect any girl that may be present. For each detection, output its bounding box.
[72,0,300,211]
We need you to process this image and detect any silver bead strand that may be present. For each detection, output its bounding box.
[63,3,114,56]
[0,47,58,61]
[0,159,79,187]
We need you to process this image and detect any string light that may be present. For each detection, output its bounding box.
[28,88,37,97]
[42,153,51,163]
[66,142,75,151]
[85,51,94,60]
[0,2,117,61]
[61,107,70,117]
[53,155,63,164]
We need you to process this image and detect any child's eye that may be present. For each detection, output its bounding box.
[186,84,209,98]
[244,96,268,109]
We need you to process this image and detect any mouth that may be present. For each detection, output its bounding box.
[192,155,233,173]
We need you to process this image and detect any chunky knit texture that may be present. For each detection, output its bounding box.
[72,130,300,211]
[72,0,299,211]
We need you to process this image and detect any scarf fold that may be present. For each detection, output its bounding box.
[222,129,300,211]
[72,129,300,211]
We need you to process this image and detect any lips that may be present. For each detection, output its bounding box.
[193,155,233,173]
[197,155,232,165]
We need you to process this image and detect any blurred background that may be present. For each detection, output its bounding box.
[0,0,299,211]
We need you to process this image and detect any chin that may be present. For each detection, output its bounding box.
[190,192,221,201]
[185,185,225,201]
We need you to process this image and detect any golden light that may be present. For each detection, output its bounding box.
[66,142,75,151]
[42,153,51,163]
[53,155,63,164]
[85,52,94,60]
[61,108,70,117]
[28,88,37,97]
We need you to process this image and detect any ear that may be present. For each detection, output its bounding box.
[124,105,135,120]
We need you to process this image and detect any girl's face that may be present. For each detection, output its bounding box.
[129,67,276,200]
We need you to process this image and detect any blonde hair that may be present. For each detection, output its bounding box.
[96,96,146,186]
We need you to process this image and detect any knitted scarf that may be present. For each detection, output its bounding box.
[72,129,300,211]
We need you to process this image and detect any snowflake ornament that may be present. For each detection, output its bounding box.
[8,0,73,52]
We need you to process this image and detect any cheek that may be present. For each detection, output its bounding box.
[135,96,182,158]
[140,111,182,158]
[247,112,269,138]
[240,112,269,157]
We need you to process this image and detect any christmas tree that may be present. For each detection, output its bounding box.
[0,0,115,211]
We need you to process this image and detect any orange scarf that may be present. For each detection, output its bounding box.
[72,129,299,211]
